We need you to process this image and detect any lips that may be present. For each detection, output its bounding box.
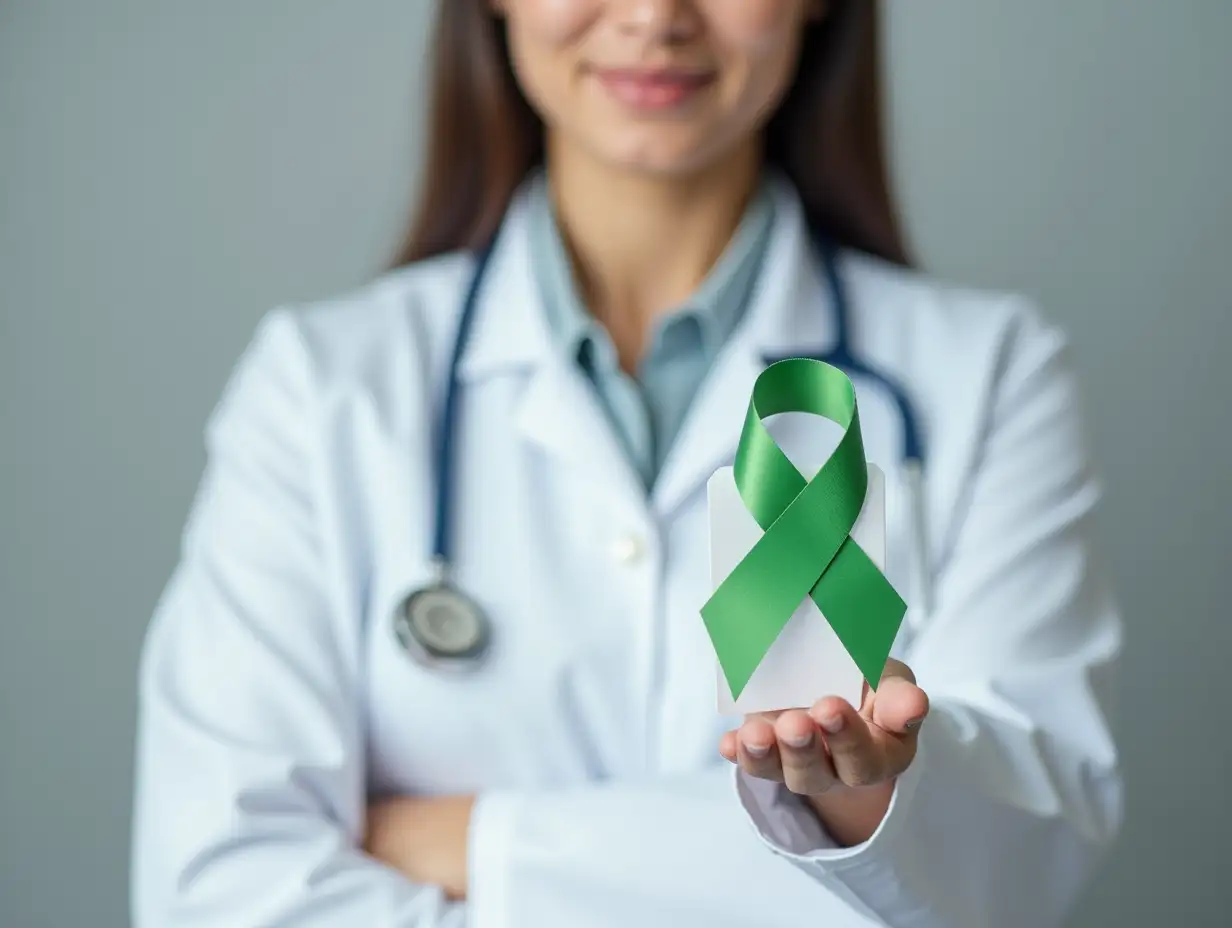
[591,67,715,110]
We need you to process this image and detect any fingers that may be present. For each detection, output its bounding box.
[735,716,784,781]
[809,696,886,786]
[773,711,837,794]
[726,711,839,793]
[810,660,929,788]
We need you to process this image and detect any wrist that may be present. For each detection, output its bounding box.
[804,780,895,847]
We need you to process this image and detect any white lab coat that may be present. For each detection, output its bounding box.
[131,176,1122,928]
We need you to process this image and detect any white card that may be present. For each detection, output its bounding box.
[707,463,887,716]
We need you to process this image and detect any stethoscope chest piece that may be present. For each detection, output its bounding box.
[394,582,491,670]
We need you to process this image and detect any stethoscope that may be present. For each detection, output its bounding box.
[393,230,931,671]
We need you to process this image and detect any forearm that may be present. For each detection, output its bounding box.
[133,809,467,927]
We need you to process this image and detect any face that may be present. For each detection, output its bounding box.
[493,0,821,177]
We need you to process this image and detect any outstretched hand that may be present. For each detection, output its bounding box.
[719,660,929,845]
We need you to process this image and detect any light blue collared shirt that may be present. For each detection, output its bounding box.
[528,173,776,489]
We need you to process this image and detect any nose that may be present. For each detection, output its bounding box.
[612,0,701,44]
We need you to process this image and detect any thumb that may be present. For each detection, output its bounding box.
[869,659,929,735]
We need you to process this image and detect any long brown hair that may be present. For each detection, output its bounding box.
[392,0,909,268]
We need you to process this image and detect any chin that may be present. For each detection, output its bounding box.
[599,133,734,180]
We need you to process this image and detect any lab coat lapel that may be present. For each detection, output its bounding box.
[456,190,648,510]
[514,358,648,507]
[653,180,834,519]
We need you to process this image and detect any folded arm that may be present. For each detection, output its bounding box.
[132,312,464,927]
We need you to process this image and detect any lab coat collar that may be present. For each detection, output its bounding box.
[455,184,556,380]
[454,173,835,516]
[457,182,649,507]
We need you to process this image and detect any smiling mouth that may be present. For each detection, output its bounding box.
[590,67,716,111]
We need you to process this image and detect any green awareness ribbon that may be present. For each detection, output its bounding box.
[701,358,907,702]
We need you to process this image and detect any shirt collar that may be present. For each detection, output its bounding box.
[528,170,777,373]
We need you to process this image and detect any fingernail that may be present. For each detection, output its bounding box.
[782,732,813,749]
[904,717,925,731]
[818,714,844,734]
[744,742,770,758]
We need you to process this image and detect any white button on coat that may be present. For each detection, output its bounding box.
[131,177,1123,928]
[610,533,646,565]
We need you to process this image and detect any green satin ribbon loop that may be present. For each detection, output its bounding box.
[702,358,907,701]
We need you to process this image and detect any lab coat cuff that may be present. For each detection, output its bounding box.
[466,790,521,928]
[734,731,926,871]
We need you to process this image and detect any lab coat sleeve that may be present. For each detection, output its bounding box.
[466,766,857,928]
[734,300,1124,927]
[131,310,463,928]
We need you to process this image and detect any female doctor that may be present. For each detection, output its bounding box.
[131,1,1123,926]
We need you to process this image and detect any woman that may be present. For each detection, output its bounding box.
[131,1,1123,926]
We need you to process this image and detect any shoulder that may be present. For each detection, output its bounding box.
[236,251,475,393]
[841,248,1064,361]
[208,251,477,441]
[837,249,1091,501]
[288,251,475,384]
[839,248,1075,417]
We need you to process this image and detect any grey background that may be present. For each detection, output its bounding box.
[1,1,1228,925]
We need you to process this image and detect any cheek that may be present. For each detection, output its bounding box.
[502,0,598,109]
[503,0,598,43]
[707,1,809,107]
[708,0,811,50]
